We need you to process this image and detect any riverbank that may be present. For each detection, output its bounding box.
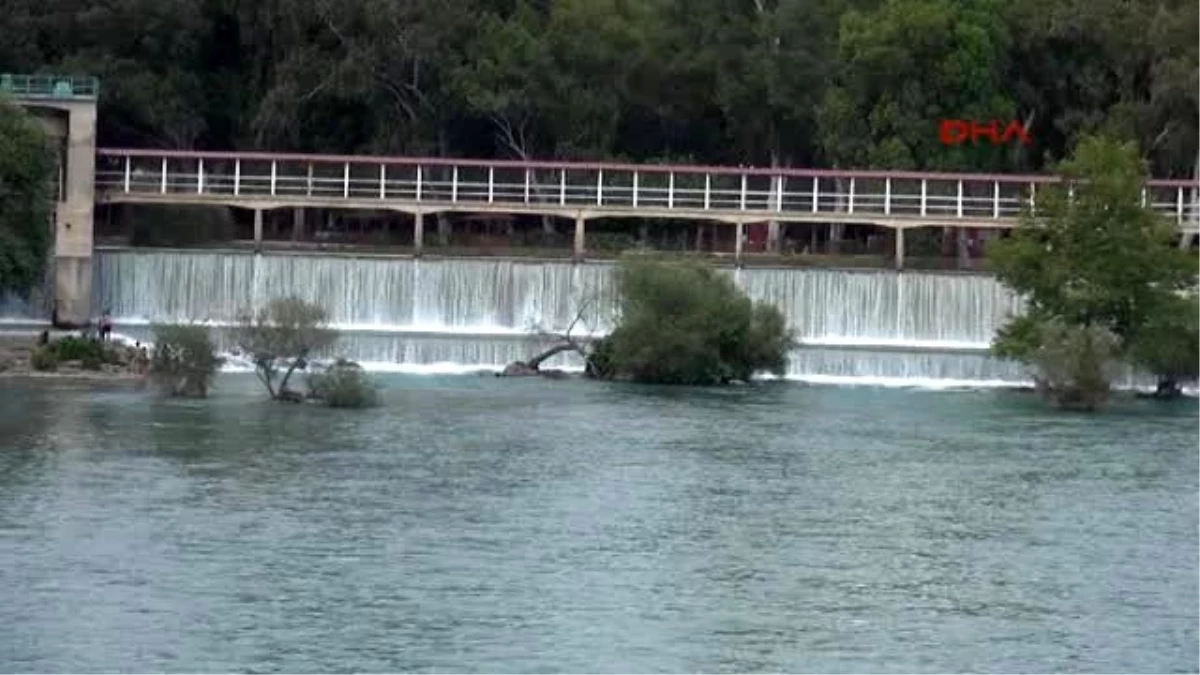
[0,334,147,384]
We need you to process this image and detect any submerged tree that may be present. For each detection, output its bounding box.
[229,296,337,402]
[1126,291,1200,398]
[1024,320,1124,411]
[990,135,1199,406]
[0,102,54,295]
[306,358,380,408]
[149,324,224,398]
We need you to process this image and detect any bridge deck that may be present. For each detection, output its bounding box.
[95,149,1200,231]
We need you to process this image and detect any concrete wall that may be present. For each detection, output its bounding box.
[21,101,96,327]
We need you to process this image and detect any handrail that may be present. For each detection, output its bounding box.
[0,74,99,99]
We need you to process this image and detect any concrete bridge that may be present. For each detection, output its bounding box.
[4,73,1199,327]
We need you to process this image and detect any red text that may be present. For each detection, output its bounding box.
[940,120,1033,146]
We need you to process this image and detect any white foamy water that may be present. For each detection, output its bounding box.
[71,248,1174,389]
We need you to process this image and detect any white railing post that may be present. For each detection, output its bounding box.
[956,180,963,218]
[704,174,711,209]
[488,166,494,203]
[234,159,241,196]
[884,177,891,215]
[993,181,1000,218]
[668,172,675,209]
[197,159,204,194]
[523,168,531,203]
[122,156,131,192]
[270,161,277,196]
[343,162,350,198]
[1177,186,1185,224]
[416,166,423,200]
[1141,187,1148,207]
[160,158,168,193]
[380,164,387,199]
[596,169,604,206]
[632,171,639,208]
[452,166,459,202]
[559,169,566,205]
[306,163,313,196]
[739,174,747,210]
[812,177,819,212]
[1029,182,1036,215]
[775,175,785,212]
[920,179,927,216]
[848,177,855,214]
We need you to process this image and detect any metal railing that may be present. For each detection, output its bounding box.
[0,74,99,100]
[94,148,1200,228]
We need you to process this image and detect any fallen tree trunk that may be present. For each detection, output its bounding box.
[499,341,581,377]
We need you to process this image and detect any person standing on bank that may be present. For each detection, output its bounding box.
[99,310,113,342]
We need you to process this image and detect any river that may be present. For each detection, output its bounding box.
[1,375,1195,672]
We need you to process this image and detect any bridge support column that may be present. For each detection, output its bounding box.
[735,222,745,266]
[52,101,97,328]
[413,213,424,256]
[253,208,264,252]
[767,221,780,254]
[292,208,305,241]
[573,216,586,261]
[1179,232,1191,249]
[894,228,905,271]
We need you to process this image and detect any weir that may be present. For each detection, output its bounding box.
[90,248,1033,383]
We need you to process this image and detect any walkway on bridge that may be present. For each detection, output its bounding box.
[94,148,1200,265]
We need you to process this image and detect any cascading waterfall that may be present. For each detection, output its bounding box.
[93,248,1033,384]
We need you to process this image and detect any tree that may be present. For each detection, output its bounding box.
[1025,320,1124,411]
[816,0,1024,172]
[229,296,337,401]
[1126,291,1200,397]
[306,358,380,408]
[990,134,1199,405]
[600,256,796,385]
[991,135,1196,340]
[149,324,224,397]
[0,102,54,295]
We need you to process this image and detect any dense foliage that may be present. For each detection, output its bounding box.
[989,135,1199,405]
[0,0,1194,176]
[150,324,224,397]
[230,296,338,401]
[0,102,54,294]
[306,359,379,408]
[592,256,796,385]
[30,335,124,372]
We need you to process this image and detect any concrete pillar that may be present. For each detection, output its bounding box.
[413,212,424,255]
[956,227,971,268]
[1179,232,1191,250]
[253,209,264,251]
[573,216,586,261]
[53,102,97,327]
[895,228,905,271]
[292,207,305,241]
[767,221,781,253]
[735,222,745,266]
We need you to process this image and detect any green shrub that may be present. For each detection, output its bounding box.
[1027,320,1123,411]
[600,256,796,385]
[30,346,58,371]
[50,335,110,363]
[307,359,379,408]
[1126,292,1199,396]
[150,324,224,397]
